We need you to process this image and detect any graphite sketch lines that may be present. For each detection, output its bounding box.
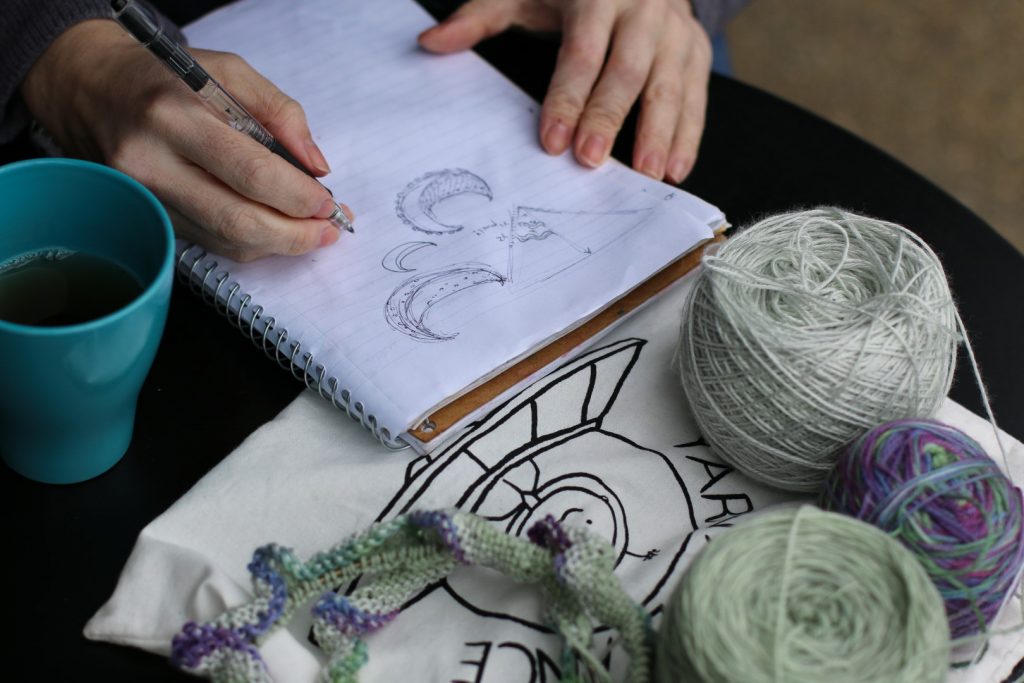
[395,169,493,234]
[383,168,661,344]
[383,263,506,342]
[381,241,436,273]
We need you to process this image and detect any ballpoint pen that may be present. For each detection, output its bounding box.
[109,0,354,233]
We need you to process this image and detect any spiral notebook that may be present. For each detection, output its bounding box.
[176,0,725,453]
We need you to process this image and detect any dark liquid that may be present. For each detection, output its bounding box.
[0,249,144,326]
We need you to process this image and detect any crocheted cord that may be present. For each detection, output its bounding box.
[169,509,653,682]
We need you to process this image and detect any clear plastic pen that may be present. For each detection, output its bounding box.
[109,0,354,233]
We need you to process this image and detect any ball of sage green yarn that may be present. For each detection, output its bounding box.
[678,207,958,491]
[656,506,950,683]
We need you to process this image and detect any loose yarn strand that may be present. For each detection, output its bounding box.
[954,303,1010,469]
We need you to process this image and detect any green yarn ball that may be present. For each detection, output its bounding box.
[656,506,950,683]
[678,207,958,492]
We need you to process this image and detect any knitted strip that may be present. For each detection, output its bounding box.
[170,509,652,682]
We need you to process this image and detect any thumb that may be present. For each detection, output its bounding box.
[418,0,518,53]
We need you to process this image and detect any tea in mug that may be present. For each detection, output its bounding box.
[0,248,143,326]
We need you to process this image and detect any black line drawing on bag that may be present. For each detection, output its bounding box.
[375,337,699,630]
[383,263,506,342]
[396,168,493,235]
[381,241,437,273]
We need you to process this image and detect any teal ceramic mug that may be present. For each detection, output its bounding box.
[0,159,174,484]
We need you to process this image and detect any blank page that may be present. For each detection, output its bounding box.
[182,0,720,443]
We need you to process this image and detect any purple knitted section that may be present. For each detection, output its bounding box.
[528,515,573,581]
[409,510,467,564]
[313,592,400,636]
[242,546,289,637]
[169,543,290,672]
[170,621,265,671]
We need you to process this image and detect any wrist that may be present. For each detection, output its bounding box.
[20,19,137,160]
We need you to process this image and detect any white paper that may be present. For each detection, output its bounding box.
[180,0,720,445]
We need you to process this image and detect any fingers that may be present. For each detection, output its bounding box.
[418,0,518,53]
[639,18,711,184]
[207,50,332,176]
[570,2,663,168]
[666,45,710,183]
[530,0,711,183]
[154,149,339,261]
[163,52,354,257]
[171,106,338,222]
[647,18,712,184]
[539,2,618,157]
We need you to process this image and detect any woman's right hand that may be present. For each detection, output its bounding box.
[20,19,352,262]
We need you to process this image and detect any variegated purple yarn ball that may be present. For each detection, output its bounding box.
[822,419,1024,639]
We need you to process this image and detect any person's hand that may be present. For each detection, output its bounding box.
[419,0,712,184]
[20,19,352,262]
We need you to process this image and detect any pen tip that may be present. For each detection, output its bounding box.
[327,206,355,234]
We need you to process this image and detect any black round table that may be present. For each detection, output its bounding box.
[2,5,1022,680]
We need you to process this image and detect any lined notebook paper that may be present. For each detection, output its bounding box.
[180,0,723,450]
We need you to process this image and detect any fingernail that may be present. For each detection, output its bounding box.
[667,158,689,183]
[578,134,608,168]
[339,203,355,222]
[315,197,336,219]
[305,137,331,175]
[639,151,665,179]
[543,121,572,154]
[319,224,340,248]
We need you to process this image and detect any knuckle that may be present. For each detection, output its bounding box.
[265,91,304,127]
[218,52,251,78]
[136,87,178,131]
[687,23,713,61]
[302,188,328,218]
[237,153,276,194]
[284,224,319,256]
[606,56,648,88]
[215,202,259,247]
[232,249,263,263]
[633,0,667,22]
[278,96,305,121]
[581,101,629,133]
[106,139,143,175]
[561,36,606,73]
[643,80,682,109]
[545,89,587,119]
[635,127,669,151]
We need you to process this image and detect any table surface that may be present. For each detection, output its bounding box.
[2,6,1022,680]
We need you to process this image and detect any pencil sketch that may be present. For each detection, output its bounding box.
[506,206,653,287]
[375,338,699,629]
[395,168,493,234]
[385,169,657,343]
[381,241,436,273]
[383,263,506,342]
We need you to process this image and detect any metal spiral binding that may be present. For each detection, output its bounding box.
[174,246,408,450]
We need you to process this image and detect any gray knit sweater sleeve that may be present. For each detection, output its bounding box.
[0,0,184,143]
[690,0,752,37]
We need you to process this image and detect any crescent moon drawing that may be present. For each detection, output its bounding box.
[381,241,436,273]
[395,168,493,234]
[384,263,506,342]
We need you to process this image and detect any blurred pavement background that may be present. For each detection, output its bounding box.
[726,0,1023,253]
